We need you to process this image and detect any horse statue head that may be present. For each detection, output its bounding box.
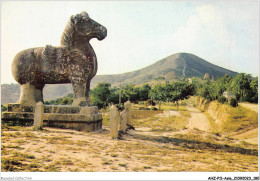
[61,12,107,48]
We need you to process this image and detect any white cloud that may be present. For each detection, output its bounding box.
[196,5,232,47]
[168,4,233,52]
[162,4,255,72]
[169,15,201,51]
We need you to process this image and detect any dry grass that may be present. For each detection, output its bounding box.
[132,116,188,132]
[102,114,110,126]
[205,112,221,134]
[222,106,258,132]
[1,125,258,172]
[178,107,191,118]
[1,99,258,172]
[132,110,163,119]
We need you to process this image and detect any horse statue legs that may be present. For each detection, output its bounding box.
[19,83,44,106]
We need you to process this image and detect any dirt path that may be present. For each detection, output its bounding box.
[186,107,211,132]
[239,103,258,113]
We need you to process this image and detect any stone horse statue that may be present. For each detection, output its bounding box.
[11,12,107,106]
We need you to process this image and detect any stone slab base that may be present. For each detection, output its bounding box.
[7,103,98,114]
[2,104,102,132]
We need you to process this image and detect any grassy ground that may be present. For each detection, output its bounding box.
[222,105,258,132]
[1,125,258,172]
[1,98,258,172]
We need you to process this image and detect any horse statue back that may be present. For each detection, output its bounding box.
[11,12,107,106]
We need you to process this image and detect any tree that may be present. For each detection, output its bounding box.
[215,74,233,98]
[90,82,111,108]
[121,84,139,103]
[108,87,120,105]
[149,84,166,110]
[250,76,258,103]
[230,73,251,101]
[138,84,151,101]
[149,81,194,109]
[169,82,194,103]
[60,97,73,105]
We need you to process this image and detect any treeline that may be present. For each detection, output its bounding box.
[193,73,258,103]
[45,93,74,105]
[90,83,151,108]
[43,73,258,109]
[44,81,195,109]
[90,82,195,108]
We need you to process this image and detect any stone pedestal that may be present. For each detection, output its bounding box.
[1,103,102,132]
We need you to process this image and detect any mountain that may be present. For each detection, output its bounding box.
[91,52,237,87]
[1,53,237,104]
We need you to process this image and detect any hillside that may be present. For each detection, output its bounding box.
[92,53,237,87]
[1,53,237,104]
[1,84,73,104]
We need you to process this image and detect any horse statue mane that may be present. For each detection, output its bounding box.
[60,15,75,49]
[11,12,107,106]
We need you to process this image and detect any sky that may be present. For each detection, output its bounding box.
[1,0,259,84]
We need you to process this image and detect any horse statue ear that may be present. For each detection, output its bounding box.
[80,11,89,20]
[71,14,82,25]
[70,15,76,25]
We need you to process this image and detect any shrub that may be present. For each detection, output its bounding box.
[150,107,158,111]
[1,105,7,112]
[138,101,144,105]
[139,107,150,110]
[218,96,227,104]
[230,98,238,107]
[145,99,156,106]
[180,102,187,106]
[116,104,124,111]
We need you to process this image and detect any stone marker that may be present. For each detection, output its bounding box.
[124,101,132,126]
[110,105,119,139]
[120,110,127,133]
[33,101,44,130]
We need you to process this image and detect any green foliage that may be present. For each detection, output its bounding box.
[230,73,252,102]
[41,73,257,109]
[217,96,227,104]
[155,77,165,80]
[116,104,124,111]
[138,84,151,101]
[229,98,238,107]
[1,105,7,112]
[149,84,165,102]
[139,107,150,110]
[44,93,74,105]
[120,84,139,103]
[149,81,194,103]
[145,99,156,106]
[192,73,258,103]
[90,82,113,109]
[150,107,158,111]
[249,77,258,103]
[90,82,149,108]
